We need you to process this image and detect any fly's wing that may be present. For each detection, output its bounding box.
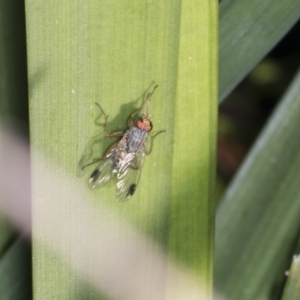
[116,152,145,202]
[88,153,114,190]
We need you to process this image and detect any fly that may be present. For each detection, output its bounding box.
[82,85,165,202]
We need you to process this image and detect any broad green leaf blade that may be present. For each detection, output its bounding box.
[215,68,300,299]
[219,0,300,101]
[167,1,217,298]
[282,255,300,300]
[26,0,217,299]
[0,237,32,300]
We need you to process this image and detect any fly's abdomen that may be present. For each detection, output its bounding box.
[111,146,135,174]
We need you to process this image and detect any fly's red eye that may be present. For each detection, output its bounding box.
[147,121,153,132]
[136,117,153,131]
[136,117,144,129]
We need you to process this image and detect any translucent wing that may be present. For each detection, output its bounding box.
[88,153,114,190]
[116,152,145,202]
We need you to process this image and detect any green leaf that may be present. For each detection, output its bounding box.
[26,0,217,299]
[215,68,300,299]
[219,0,300,101]
[282,255,300,300]
[0,237,32,300]
[0,216,13,256]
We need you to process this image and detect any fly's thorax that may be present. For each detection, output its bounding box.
[125,126,148,153]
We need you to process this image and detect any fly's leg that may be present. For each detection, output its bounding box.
[95,102,123,138]
[82,140,119,171]
[143,130,166,155]
[82,157,105,170]
[82,103,123,171]
[127,85,158,127]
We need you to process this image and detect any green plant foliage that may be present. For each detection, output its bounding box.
[0,0,28,121]
[282,255,300,300]
[215,68,300,299]
[0,237,32,300]
[2,0,297,298]
[219,0,300,101]
[0,216,12,255]
[26,0,217,299]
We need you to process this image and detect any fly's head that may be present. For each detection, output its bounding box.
[136,115,153,132]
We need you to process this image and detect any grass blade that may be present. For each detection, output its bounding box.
[0,237,32,300]
[215,68,300,299]
[282,255,300,300]
[26,0,217,298]
[220,0,300,101]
